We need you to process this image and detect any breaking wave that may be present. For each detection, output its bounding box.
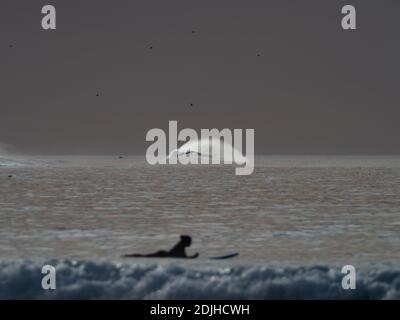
[0,260,399,299]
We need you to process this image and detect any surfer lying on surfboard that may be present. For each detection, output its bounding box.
[122,235,199,259]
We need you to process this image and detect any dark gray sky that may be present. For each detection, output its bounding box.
[1,0,399,154]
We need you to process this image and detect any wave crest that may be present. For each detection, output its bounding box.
[1,260,399,299]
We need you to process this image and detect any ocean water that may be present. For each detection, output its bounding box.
[1,155,400,299]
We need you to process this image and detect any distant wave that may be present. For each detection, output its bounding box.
[0,157,50,167]
[167,138,247,164]
[0,260,399,299]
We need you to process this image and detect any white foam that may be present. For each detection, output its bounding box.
[0,260,399,299]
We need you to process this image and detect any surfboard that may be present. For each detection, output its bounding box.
[208,252,239,260]
[122,252,238,260]
[121,253,199,259]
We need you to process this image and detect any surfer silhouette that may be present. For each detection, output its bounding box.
[122,235,199,259]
